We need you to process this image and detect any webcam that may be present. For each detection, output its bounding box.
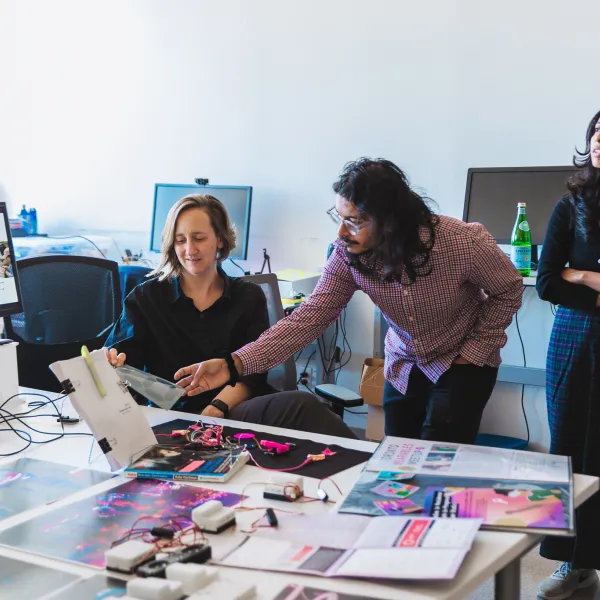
[195,178,209,186]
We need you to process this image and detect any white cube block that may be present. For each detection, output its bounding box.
[187,580,255,600]
[165,563,219,594]
[105,540,155,572]
[191,500,235,533]
[126,577,184,600]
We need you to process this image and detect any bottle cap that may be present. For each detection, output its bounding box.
[518,202,526,207]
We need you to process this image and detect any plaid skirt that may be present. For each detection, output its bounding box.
[541,306,600,567]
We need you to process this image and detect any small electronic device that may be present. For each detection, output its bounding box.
[317,488,329,501]
[260,440,294,455]
[136,545,212,578]
[126,577,184,600]
[191,500,236,533]
[105,540,157,573]
[265,507,278,527]
[263,473,304,502]
[166,563,219,595]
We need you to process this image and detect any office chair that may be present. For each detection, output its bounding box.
[118,264,153,305]
[242,273,363,417]
[241,273,298,392]
[4,255,121,392]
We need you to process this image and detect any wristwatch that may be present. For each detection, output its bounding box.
[209,398,229,417]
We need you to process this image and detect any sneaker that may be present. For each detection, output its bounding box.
[537,562,598,599]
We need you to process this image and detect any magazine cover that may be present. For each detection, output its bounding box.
[124,446,248,483]
[366,437,571,483]
[337,469,573,535]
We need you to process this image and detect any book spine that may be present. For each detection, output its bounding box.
[127,470,175,481]
[172,473,223,482]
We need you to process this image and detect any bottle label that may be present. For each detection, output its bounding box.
[511,246,531,270]
[518,221,530,232]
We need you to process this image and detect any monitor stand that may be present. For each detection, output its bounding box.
[531,244,539,271]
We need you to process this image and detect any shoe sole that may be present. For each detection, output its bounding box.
[537,573,599,600]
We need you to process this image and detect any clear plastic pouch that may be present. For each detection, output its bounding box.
[116,364,186,410]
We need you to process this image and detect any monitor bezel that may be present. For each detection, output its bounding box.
[0,202,24,320]
[463,165,575,245]
[150,183,253,260]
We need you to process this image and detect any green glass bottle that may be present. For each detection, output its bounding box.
[510,202,531,277]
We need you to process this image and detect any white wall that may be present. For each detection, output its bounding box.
[2,0,599,447]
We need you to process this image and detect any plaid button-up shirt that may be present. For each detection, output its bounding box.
[236,216,523,393]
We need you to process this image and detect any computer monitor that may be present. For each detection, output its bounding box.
[463,166,577,246]
[0,202,23,319]
[150,184,253,260]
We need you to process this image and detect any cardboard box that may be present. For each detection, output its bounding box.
[366,405,385,441]
[359,358,385,441]
[359,358,385,407]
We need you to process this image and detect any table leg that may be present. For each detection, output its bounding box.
[495,558,521,600]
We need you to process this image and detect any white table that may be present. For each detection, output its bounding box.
[0,388,597,600]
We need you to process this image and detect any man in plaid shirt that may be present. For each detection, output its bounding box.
[176,158,523,443]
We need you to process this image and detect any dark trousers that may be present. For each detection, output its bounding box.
[540,307,600,569]
[226,390,358,439]
[382,364,498,444]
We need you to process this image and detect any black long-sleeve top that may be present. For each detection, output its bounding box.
[537,197,600,312]
[105,269,275,412]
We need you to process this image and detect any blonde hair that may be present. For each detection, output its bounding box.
[150,194,237,281]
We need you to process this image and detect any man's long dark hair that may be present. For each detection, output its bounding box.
[568,109,600,240]
[332,158,437,282]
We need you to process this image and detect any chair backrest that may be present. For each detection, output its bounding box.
[241,273,297,392]
[4,255,121,390]
[119,264,153,305]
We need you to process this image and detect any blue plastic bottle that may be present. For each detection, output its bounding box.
[29,208,38,235]
[19,205,29,235]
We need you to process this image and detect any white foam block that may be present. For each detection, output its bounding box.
[105,540,155,572]
[165,563,219,594]
[263,473,304,500]
[187,580,255,600]
[191,500,235,533]
[127,577,184,600]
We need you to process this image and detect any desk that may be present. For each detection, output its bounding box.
[0,388,597,600]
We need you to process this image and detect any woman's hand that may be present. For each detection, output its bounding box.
[561,268,584,284]
[174,359,230,396]
[104,347,126,368]
[200,405,225,418]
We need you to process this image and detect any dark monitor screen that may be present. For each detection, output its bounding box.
[0,202,23,319]
[463,166,576,245]
[150,184,252,260]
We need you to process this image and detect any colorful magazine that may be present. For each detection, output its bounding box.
[124,446,249,483]
[366,437,571,483]
[338,471,573,535]
[338,436,574,535]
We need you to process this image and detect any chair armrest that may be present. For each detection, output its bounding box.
[314,383,363,408]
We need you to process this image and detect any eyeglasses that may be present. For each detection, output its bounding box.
[326,206,369,236]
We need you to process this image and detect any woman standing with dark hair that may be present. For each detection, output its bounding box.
[536,110,600,600]
[175,159,523,443]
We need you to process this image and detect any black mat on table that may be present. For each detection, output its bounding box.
[152,419,372,479]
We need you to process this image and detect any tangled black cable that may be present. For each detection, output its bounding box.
[0,392,93,457]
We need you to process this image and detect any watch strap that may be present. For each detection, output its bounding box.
[209,398,229,417]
